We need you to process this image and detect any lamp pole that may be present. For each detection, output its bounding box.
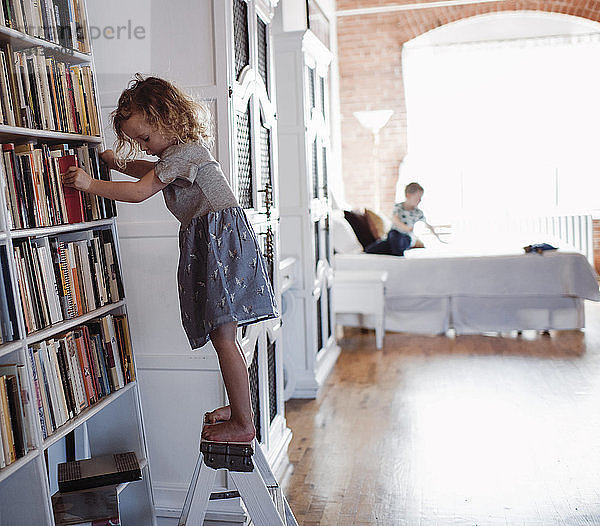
[353,110,393,213]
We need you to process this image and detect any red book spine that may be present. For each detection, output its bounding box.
[57,154,84,223]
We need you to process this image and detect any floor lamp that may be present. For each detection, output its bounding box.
[353,109,393,212]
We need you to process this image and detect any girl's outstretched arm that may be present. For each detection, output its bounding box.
[100,149,155,179]
[61,165,167,203]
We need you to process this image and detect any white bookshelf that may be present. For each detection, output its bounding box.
[0,125,102,143]
[0,24,91,63]
[0,0,155,524]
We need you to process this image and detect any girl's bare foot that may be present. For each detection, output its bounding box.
[204,405,231,424]
[202,419,255,443]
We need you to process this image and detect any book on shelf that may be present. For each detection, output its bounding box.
[52,484,120,526]
[57,153,84,223]
[16,363,33,450]
[28,313,133,440]
[13,228,123,334]
[1,141,115,230]
[113,315,135,384]
[0,363,31,468]
[2,142,28,229]
[99,314,124,390]
[0,374,16,465]
[0,394,4,468]
[0,45,16,127]
[0,364,29,459]
[0,245,19,343]
[58,451,141,493]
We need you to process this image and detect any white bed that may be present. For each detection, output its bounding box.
[334,233,600,335]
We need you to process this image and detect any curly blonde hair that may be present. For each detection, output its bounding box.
[111,73,212,164]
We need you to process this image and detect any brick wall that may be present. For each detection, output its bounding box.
[336,1,600,216]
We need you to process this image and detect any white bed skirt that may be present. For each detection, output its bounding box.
[451,295,585,334]
[336,295,585,335]
[337,296,450,334]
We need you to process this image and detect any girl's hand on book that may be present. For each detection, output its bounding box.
[100,149,118,171]
[62,166,93,192]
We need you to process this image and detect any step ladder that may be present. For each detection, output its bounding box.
[178,437,298,526]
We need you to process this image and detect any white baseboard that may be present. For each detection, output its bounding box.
[288,340,341,398]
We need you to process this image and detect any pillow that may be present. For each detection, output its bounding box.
[364,208,387,239]
[343,209,377,249]
[331,210,363,254]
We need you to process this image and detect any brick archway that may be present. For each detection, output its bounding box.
[337,1,600,215]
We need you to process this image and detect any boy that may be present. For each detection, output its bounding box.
[365,182,442,256]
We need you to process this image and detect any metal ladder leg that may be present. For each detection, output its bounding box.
[178,452,217,526]
[251,439,299,526]
[228,467,285,526]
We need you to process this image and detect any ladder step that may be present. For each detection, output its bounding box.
[209,490,240,500]
[200,441,254,471]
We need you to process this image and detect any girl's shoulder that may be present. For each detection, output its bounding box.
[160,141,214,165]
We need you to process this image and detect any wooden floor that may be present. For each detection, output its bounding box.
[283,302,600,526]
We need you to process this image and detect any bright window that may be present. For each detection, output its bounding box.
[402,15,600,225]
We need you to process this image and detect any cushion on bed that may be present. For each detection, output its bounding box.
[344,209,377,249]
[331,210,364,254]
[364,208,386,239]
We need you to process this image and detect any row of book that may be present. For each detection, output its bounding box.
[13,228,123,334]
[0,313,135,466]
[1,0,90,53]
[28,313,135,440]
[0,43,100,135]
[1,142,115,230]
[0,245,19,344]
[0,362,31,467]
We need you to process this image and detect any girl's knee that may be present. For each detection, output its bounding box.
[210,322,238,347]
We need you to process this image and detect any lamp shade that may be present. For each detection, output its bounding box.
[353,110,394,134]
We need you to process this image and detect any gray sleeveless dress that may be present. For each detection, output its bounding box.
[155,142,278,349]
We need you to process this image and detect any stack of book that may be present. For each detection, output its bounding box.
[13,228,123,334]
[1,141,115,230]
[27,313,136,440]
[0,363,32,467]
[0,245,19,344]
[0,0,90,53]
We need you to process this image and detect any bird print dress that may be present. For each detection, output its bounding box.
[154,142,278,349]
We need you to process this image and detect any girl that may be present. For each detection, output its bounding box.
[62,75,278,443]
